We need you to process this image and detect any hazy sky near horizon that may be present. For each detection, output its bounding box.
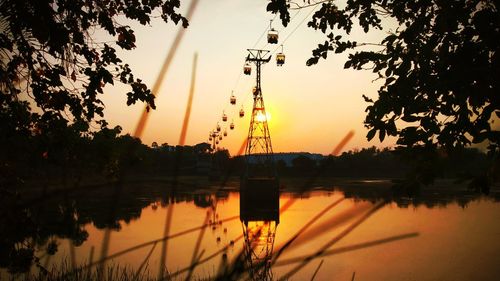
[100,0,398,155]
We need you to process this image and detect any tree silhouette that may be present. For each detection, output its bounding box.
[0,0,187,138]
[268,0,499,152]
[292,155,316,175]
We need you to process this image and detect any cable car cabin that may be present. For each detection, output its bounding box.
[209,137,212,141]
[239,108,245,117]
[276,53,285,66]
[267,29,278,44]
[244,63,252,75]
[223,130,227,137]
[217,125,221,132]
[222,113,227,122]
[219,135,222,140]
[216,140,219,145]
[230,95,236,105]
[252,87,259,96]
[230,122,235,130]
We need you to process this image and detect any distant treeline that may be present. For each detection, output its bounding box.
[273,146,489,180]
[0,125,229,188]
[0,125,492,190]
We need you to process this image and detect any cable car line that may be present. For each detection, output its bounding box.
[270,5,319,56]
[207,6,313,148]
[267,19,279,44]
[225,8,302,111]
[256,9,301,51]
[252,13,278,48]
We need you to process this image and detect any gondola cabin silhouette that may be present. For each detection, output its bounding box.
[244,63,252,75]
[276,45,285,66]
[267,29,278,44]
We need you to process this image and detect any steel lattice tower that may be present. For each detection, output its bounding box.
[242,221,277,280]
[240,49,279,281]
[244,49,275,178]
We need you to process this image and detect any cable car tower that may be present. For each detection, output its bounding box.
[240,49,279,281]
[244,49,276,177]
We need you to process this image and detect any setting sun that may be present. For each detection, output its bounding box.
[255,111,270,123]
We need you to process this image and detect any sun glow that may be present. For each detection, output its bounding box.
[256,111,271,123]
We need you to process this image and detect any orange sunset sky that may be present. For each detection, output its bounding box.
[100,0,398,155]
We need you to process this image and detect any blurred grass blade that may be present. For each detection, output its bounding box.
[169,234,245,279]
[280,130,355,214]
[179,52,198,145]
[134,0,200,138]
[280,201,386,280]
[273,198,345,263]
[331,130,355,156]
[284,203,372,251]
[274,232,419,267]
[185,211,209,281]
[310,260,324,281]
[133,241,157,281]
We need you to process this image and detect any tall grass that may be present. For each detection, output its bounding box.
[11,262,210,281]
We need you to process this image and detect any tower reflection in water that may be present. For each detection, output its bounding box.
[240,178,280,281]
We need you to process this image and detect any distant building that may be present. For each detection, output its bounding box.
[243,152,324,167]
[273,152,324,167]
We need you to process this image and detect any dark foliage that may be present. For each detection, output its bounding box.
[0,122,222,273]
[267,0,500,152]
[0,0,187,149]
[0,6,191,261]
[274,146,488,181]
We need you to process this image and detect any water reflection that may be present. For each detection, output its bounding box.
[239,179,280,281]
[241,221,278,281]
[2,181,499,280]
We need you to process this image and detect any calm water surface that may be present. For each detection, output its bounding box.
[22,185,500,280]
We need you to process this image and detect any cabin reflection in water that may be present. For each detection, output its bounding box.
[240,178,279,281]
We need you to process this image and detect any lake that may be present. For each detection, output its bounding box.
[4,179,500,280]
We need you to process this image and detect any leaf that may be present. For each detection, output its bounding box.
[472,132,488,143]
[385,77,395,84]
[379,129,386,142]
[344,60,352,69]
[385,67,393,77]
[402,115,419,122]
[387,119,397,135]
[367,128,377,141]
[306,57,319,66]
[362,94,373,103]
